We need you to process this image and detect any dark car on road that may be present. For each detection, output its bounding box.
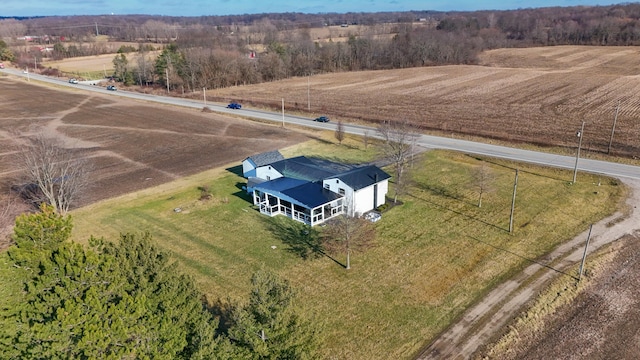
[227,102,242,109]
[314,116,330,122]
[106,85,117,91]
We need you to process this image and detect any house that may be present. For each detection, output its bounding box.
[243,152,391,226]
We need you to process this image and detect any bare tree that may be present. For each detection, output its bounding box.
[472,163,494,208]
[322,213,375,270]
[0,193,23,247]
[0,19,26,39]
[377,119,419,204]
[18,133,91,214]
[335,120,345,145]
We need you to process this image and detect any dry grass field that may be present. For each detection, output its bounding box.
[207,45,640,158]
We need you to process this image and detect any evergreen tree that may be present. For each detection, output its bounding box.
[228,269,321,359]
[1,210,231,359]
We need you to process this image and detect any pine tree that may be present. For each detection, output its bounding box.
[1,216,231,359]
[228,269,321,359]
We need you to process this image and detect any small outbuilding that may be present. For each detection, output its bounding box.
[242,150,285,178]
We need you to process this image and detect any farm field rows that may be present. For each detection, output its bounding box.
[0,76,306,236]
[0,46,634,358]
[207,46,640,158]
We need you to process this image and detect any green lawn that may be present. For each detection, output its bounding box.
[69,138,625,359]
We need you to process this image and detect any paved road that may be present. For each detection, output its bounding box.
[3,68,639,180]
[6,68,640,358]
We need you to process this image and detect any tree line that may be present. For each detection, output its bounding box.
[6,4,640,89]
[114,3,640,91]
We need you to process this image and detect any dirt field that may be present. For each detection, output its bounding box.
[0,76,307,246]
[487,230,640,360]
[207,46,640,158]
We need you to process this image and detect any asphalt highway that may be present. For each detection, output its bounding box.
[4,68,639,180]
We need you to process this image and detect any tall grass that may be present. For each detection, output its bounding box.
[70,139,625,359]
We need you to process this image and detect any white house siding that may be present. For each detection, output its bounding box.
[322,178,389,216]
[242,159,257,178]
[255,166,284,181]
[353,181,386,215]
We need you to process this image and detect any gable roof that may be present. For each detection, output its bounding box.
[268,156,357,182]
[246,150,285,167]
[254,177,343,209]
[329,165,391,190]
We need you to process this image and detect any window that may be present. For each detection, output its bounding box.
[266,176,271,181]
[336,180,339,184]
[339,188,345,195]
[324,184,330,190]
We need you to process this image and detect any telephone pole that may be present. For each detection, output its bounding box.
[608,101,620,155]
[509,169,518,233]
[203,88,207,107]
[572,121,585,183]
[578,224,593,281]
[281,98,285,127]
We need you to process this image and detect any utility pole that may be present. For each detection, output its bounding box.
[608,101,620,155]
[509,169,518,233]
[166,68,169,93]
[95,22,99,36]
[572,121,585,183]
[307,75,311,111]
[281,98,285,127]
[578,224,593,281]
[203,88,207,107]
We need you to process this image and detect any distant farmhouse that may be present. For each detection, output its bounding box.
[242,151,390,226]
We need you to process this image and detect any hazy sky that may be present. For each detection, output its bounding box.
[1,0,626,17]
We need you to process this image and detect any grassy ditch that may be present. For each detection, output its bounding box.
[70,139,625,359]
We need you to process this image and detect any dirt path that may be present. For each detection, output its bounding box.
[416,178,640,360]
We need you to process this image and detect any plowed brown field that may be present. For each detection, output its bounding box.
[208,45,640,157]
[0,76,307,242]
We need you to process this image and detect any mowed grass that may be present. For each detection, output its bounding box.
[70,137,625,359]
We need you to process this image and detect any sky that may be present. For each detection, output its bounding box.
[1,0,628,17]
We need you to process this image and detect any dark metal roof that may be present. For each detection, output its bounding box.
[284,182,343,208]
[246,150,285,167]
[269,156,357,182]
[255,177,308,192]
[254,178,343,209]
[330,165,391,190]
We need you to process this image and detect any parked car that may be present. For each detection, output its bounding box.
[227,102,242,109]
[314,116,330,122]
[106,85,117,91]
[68,78,79,84]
